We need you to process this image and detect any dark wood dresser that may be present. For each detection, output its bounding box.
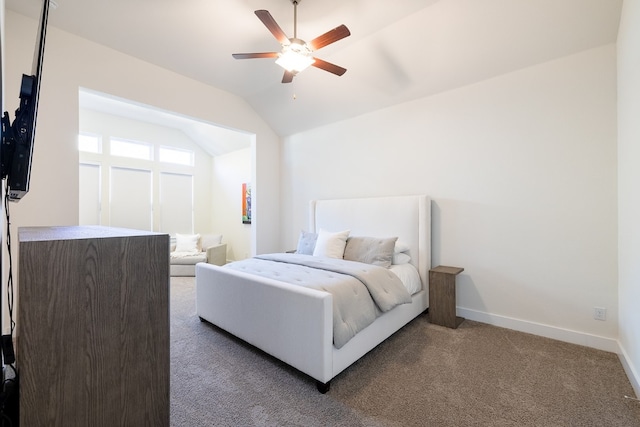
[17,226,170,426]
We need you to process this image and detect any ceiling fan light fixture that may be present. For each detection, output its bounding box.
[232,4,349,83]
[276,40,315,72]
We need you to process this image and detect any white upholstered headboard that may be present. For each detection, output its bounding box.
[309,195,431,288]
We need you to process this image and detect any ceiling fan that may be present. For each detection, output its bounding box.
[232,0,351,83]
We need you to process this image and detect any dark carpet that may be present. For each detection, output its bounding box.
[169,277,640,426]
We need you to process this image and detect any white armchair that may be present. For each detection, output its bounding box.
[170,233,227,277]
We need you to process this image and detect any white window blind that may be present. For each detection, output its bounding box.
[159,172,194,234]
[109,167,152,230]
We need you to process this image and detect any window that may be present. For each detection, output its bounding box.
[78,131,197,233]
[110,138,153,161]
[109,167,153,230]
[160,172,194,233]
[78,133,102,153]
[159,146,194,166]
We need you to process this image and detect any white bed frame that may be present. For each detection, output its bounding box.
[196,195,430,392]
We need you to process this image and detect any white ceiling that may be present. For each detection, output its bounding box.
[78,89,252,157]
[6,0,623,142]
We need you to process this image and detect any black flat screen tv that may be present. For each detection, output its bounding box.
[1,0,50,202]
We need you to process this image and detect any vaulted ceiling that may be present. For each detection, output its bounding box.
[6,0,623,139]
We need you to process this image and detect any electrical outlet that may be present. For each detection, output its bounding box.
[594,307,607,321]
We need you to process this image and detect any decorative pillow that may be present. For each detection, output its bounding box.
[312,229,350,259]
[296,230,317,255]
[175,233,200,253]
[392,252,411,265]
[344,236,398,268]
[394,241,410,253]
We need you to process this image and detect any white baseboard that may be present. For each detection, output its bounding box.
[457,307,619,353]
[618,343,640,398]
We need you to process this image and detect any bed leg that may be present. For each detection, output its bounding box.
[316,380,330,394]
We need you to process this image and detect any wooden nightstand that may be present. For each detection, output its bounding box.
[428,265,464,328]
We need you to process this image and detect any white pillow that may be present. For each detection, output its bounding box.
[175,233,200,253]
[392,252,411,265]
[312,229,350,259]
[389,264,422,295]
[394,241,410,253]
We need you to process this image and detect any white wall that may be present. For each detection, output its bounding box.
[282,44,618,350]
[211,147,252,261]
[617,0,640,396]
[4,11,281,255]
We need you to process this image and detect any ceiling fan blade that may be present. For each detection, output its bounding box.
[308,24,351,51]
[311,58,347,76]
[232,52,279,59]
[282,71,295,84]
[255,10,289,45]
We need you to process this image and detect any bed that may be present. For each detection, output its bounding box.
[196,195,431,392]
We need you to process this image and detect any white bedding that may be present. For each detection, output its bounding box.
[224,253,412,348]
[390,263,422,295]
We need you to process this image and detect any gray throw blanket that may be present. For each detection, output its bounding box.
[224,253,411,348]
